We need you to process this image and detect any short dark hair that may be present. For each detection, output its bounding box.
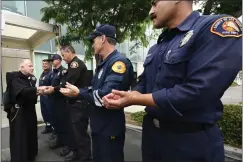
[42,59,51,62]
[107,37,116,45]
[60,45,76,54]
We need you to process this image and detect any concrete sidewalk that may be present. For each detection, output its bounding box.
[1,124,240,162]
[1,126,143,161]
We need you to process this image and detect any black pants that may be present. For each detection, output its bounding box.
[40,95,53,126]
[66,102,91,161]
[92,133,125,162]
[10,106,38,162]
[50,96,69,145]
[142,114,224,162]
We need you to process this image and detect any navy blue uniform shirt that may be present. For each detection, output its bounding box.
[39,70,52,87]
[50,66,67,97]
[134,11,242,124]
[79,50,134,135]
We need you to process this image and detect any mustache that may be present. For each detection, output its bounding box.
[150,13,156,20]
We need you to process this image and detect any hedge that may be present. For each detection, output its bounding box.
[130,104,242,148]
[230,81,239,87]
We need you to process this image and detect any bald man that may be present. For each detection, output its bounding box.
[8,59,46,162]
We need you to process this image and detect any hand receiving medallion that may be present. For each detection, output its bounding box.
[59,82,80,97]
[36,86,47,95]
[43,86,54,94]
[36,86,54,95]
[102,90,141,109]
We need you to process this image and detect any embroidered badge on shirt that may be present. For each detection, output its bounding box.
[70,61,79,68]
[179,30,194,47]
[111,61,126,74]
[210,17,242,37]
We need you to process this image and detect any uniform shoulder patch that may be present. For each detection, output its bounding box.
[111,61,126,74]
[210,16,242,37]
[70,61,79,68]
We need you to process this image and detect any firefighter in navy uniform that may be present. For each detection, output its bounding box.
[43,54,71,156]
[102,1,242,162]
[45,46,92,162]
[39,59,53,134]
[60,24,134,162]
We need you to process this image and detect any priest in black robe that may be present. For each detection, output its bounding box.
[9,59,46,162]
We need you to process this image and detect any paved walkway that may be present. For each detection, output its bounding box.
[221,86,242,104]
[1,126,143,161]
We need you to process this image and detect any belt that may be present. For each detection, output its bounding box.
[152,118,214,133]
[66,99,83,104]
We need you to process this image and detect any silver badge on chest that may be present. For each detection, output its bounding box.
[98,69,103,79]
[180,30,194,47]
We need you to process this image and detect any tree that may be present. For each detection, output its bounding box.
[41,0,153,60]
[198,0,242,17]
[41,0,242,60]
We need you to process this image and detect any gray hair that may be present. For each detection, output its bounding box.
[19,59,31,70]
[60,45,76,54]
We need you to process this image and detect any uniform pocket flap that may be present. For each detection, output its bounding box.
[143,54,155,66]
[164,49,190,64]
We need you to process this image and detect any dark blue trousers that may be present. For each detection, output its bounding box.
[49,96,70,145]
[142,114,224,162]
[40,95,52,126]
[91,133,125,162]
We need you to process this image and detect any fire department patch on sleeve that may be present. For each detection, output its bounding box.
[210,16,242,37]
[70,61,79,68]
[111,61,126,74]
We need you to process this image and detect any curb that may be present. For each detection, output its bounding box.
[126,123,142,131]
[125,124,242,161]
[224,145,242,161]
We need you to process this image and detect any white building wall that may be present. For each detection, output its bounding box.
[1,48,31,91]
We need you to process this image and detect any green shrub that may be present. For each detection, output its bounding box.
[218,104,242,148]
[130,111,146,124]
[230,81,239,87]
[130,104,242,148]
